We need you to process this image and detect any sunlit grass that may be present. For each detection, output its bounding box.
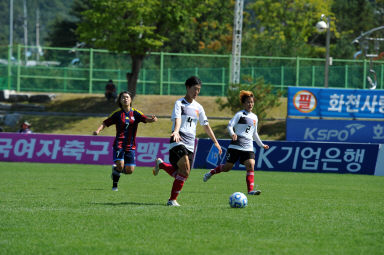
[0,162,383,255]
[4,94,287,140]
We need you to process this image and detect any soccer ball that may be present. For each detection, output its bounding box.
[229,192,248,208]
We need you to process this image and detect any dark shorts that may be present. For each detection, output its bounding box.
[226,148,255,165]
[169,145,194,170]
[113,149,136,166]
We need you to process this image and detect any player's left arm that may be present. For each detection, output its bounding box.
[145,115,158,123]
[199,106,222,155]
[135,108,157,123]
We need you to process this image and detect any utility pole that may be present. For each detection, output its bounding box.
[23,0,28,63]
[8,0,14,89]
[9,0,14,51]
[324,15,331,88]
[317,14,331,88]
[231,0,244,85]
[36,7,40,61]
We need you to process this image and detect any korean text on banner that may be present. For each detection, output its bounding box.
[0,133,170,166]
[194,139,380,175]
[288,87,384,119]
[286,118,384,143]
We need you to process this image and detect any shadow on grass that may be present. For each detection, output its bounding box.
[91,201,164,206]
[46,96,118,113]
[260,120,286,140]
[12,97,118,133]
[199,123,228,139]
[21,115,88,133]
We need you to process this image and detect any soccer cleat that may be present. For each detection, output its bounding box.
[166,200,180,207]
[112,180,119,192]
[248,190,261,195]
[153,158,163,176]
[203,172,212,182]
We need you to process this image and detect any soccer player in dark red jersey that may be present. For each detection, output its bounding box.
[93,91,157,191]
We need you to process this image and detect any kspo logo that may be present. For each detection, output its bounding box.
[304,124,365,141]
[293,90,317,113]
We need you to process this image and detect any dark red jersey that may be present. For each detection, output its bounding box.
[103,107,148,151]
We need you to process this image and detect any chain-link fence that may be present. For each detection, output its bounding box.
[0,45,383,96]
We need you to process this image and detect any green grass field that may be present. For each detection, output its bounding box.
[1,162,383,255]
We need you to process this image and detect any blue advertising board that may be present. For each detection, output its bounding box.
[286,118,384,143]
[287,87,384,119]
[194,139,380,175]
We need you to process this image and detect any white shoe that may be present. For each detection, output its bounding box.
[248,190,261,195]
[153,158,163,176]
[203,172,212,182]
[166,200,180,207]
[112,187,118,192]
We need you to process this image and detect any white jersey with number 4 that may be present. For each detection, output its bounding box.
[227,110,265,151]
[170,97,209,152]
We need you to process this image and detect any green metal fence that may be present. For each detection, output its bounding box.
[0,44,383,96]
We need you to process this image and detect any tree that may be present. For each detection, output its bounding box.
[48,0,91,47]
[76,0,200,98]
[162,0,234,54]
[48,18,78,47]
[243,0,333,57]
[0,0,73,47]
[332,0,380,59]
[216,77,283,123]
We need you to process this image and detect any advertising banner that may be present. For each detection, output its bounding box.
[286,118,384,143]
[1,133,382,176]
[287,87,384,118]
[0,133,170,167]
[194,139,380,175]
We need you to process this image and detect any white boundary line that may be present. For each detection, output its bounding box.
[374,144,384,176]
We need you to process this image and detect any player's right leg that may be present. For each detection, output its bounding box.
[167,145,193,206]
[243,158,261,195]
[111,149,125,191]
[168,155,189,206]
[112,161,123,191]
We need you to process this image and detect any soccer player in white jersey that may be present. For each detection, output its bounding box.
[153,76,222,206]
[203,90,269,195]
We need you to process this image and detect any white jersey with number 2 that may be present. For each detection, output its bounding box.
[170,97,209,152]
[227,110,265,151]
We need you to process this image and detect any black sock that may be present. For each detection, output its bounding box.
[112,168,121,187]
[112,174,120,187]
